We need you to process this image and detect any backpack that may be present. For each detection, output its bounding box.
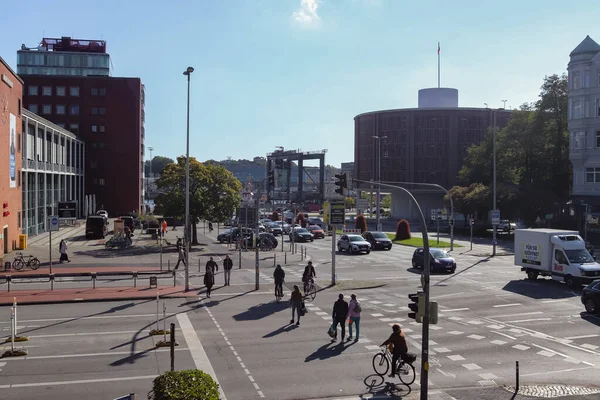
[354,302,362,313]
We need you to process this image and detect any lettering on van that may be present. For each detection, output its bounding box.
[522,243,542,266]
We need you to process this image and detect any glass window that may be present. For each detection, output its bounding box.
[92,107,98,115]
[69,105,79,115]
[92,125,97,132]
[586,168,595,183]
[596,98,600,117]
[99,107,106,115]
[56,86,66,96]
[42,86,52,96]
[42,104,51,115]
[28,104,38,114]
[56,105,65,115]
[99,125,105,132]
[99,178,105,186]
[573,72,581,89]
[573,132,585,149]
[91,88,98,96]
[70,87,79,97]
[57,123,66,129]
[69,123,79,134]
[99,88,106,96]
[28,85,38,96]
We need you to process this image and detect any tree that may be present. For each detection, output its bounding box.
[355,214,368,233]
[381,194,392,209]
[271,210,280,222]
[145,156,174,175]
[395,219,411,240]
[295,212,307,228]
[345,196,355,210]
[154,156,241,244]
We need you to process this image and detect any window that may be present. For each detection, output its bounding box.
[99,142,105,149]
[57,123,65,128]
[18,98,21,115]
[91,88,98,95]
[99,178,105,186]
[69,123,79,134]
[56,105,65,115]
[99,88,106,96]
[573,72,581,89]
[597,131,600,148]
[99,125,105,132]
[586,167,600,183]
[28,104,38,113]
[92,107,98,115]
[555,249,568,264]
[573,100,583,119]
[28,85,38,96]
[596,98,600,117]
[42,104,51,115]
[42,86,52,96]
[573,132,586,149]
[17,133,21,152]
[70,86,79,97]
[99,107,106,115]
[92,125,98,132]
[56,86,66,96]
[69,105,79,115]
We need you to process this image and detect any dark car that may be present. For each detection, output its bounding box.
[307,217,324,228]
[362,231,393,250]
[217,229,236,243]
[337,234,371,254]
[86,216,107,239]
[307,225,325,239]
[119,216,135,232]
[582,279,600,314]
[411,248,456,273]
[289,228,314,242]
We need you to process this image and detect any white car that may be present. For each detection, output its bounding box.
[97,210,108,219]
[337,234,371,254]
[497,220,516,232]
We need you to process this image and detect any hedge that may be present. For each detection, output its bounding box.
[148,370,220,400]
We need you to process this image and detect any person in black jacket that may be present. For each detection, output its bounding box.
[223,255,233,286]
[273,264,285,298]
[331,294,349,342]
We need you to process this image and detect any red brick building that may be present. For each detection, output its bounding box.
[0,56,23,254]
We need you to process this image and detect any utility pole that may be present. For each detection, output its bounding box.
[255,182,260,290]
[492,109,498,257]
[502,99,507,109]
[183,66,194,292]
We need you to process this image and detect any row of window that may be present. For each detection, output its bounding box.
[28,85,107,97]
[28,104,106,117]
[570,71,600,90]
[572,131,600,149]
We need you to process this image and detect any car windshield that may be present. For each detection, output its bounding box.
[565,249,595,264]
[295,228,308,233]
[372,232,387,238]
[349,236,364,242]
[431,249,450,259]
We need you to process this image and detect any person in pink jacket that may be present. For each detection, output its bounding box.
[347,293,361,341]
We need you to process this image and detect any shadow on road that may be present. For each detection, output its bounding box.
[501,279,580,300]
[305,340,355,362]
[232,301,289,321]
[262,324,299,338]
[362,373,412,398]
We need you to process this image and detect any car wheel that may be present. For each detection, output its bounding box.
[585,298,598,314]
[564,275,577,288]
[338,244,342,252]
[450,268,456,274]
[412,260,417,268]
[366,250,371,254]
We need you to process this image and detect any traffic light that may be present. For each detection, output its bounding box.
[430,301,438,324]
[408,292,425,323]
[334,172,348,196]
[267,170,275,187]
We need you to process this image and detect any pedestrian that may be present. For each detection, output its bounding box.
[59,239,70,263]
[223,255,233,286]
[161,220,168,236]
[289,285,302,326]
[206,257,219,274]
[208,222,214,232]
[273,264,285,298]
[204,268,215,298]
[347,293,361,342]
[331,294,349,342]
[174,238,186,270]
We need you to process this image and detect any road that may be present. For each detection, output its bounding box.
[0,228,598,399]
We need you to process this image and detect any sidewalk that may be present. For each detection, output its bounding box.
[0,265,164,277]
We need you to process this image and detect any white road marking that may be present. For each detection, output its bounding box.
[462,363,482,370]
[541,298,572,303]
[491,340,507,345]
[177,312,228,400]
[447,355,465,361]
[487,324,504,330]
[512,344,530,350]
[0,375,157,389]
[440,308,469,312]
[493,303,521,308]
[581,344,599,350]
[447,331,463,335]
[492,311,543,318]
[315,312,328,316]
[365,345,380,351]
[3,348,188,360]
[432,292,465,299]
[521,366,594,377]
[370,313,384,317]
[434,347,451,353]
[467,335,485,340]
[507,318,551,323]
[565,334,599,340]
[447,316,463,321]
[537,350,556,357]
[479,372,499,380]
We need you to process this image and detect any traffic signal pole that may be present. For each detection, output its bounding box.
[354,179,430,400]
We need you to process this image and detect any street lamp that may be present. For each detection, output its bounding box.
[492,108,498,256]
[183,66,194,291]
[147,146,154,203]
[372,135,387,230]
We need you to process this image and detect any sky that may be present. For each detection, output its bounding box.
[1,0,599,167]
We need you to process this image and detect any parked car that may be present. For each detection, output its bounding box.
[96,210,109,225]
[337,234,371,254]
[307,217,324,227]
[86,216,107,239]
[582,279,600,314]
[266,222,283,236]
[217,229,236,243]
[259,218,272,225]
[289,227,314,242]
[362,231,393,250]
[411,248,456,273]
[307,225,325,239]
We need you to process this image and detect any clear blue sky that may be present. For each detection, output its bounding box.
[1,0,598,167]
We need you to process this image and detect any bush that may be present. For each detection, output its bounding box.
[296,212,307,228]
[149,370,219,400]
[271,211,280,222]
[355,214,368,233]
[395,219,411,241]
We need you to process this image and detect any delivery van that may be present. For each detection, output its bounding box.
[514,228,600,287]
[86,216,108,239]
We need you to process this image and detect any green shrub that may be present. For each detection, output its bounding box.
[355,214,368,233]
[395,219,411,241]
[148,370,219,400]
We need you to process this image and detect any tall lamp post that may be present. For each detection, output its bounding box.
[147,146,154,203]
[372,135,387,230]
[183,66,194,292]
[492,108,497,256]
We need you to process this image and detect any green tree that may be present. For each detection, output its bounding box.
[154,157,241,244]
[345,196,355,210]
[381,194,392,209]
[145,156,174,175]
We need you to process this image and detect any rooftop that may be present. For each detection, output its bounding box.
[20,37,107,54]
[569,35,600,58]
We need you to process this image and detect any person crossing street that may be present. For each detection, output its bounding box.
[223,255,233,286]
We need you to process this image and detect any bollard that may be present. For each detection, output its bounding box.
[516,361,520,391]
[285,252,287,264]
[170,322,176,371]
[163,302,167,343]
[133,272,138,288]
[198,258,201,273]
[156,292,160,331]
[11,305,15,352]
[173,270,176,287]
[92,273,96,289]
[13,298,17,338]
[168,260,171,271]
[7,276,10,292]
[239,249,242,269]
[50,274,54,291]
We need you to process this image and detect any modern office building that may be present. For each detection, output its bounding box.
[354,88,511,220]
[568,35,600,210]
[21,109,85,236]
[0,56,23,254]
[18,37,145,216]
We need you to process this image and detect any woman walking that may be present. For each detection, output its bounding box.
[204,268,215,298]
[347,293,361,341]
[59,239,70,263]
[290,285,303,326]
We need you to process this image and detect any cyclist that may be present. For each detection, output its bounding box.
[302,261,316,294]
[273,264,285,298]
[380,324,408,378]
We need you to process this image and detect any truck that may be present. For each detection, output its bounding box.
[514,229,600,287]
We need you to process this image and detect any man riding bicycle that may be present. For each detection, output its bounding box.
[380,324,409,378]
[273,264,285,298]
[302,261,316,294]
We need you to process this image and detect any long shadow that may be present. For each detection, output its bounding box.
[501,279,580,300]
[305,340,352,362]
[262,324,299,338]
[580,312,600,326]
[232,301,289,321]
[362,374,412,399]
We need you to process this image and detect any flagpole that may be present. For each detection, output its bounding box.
[437,42,440,88]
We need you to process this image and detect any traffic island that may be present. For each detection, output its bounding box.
[1,348,28,358]
[156,339,179,348]
[4,336,28,343]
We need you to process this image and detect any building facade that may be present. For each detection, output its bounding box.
[0,56,23,255]
[18,37,145,216]
[355,88,511,220]
[21,109,85,236]
[568,35,600,209]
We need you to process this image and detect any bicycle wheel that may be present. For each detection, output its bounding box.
[12,259,24,271]
[308,284,317,301]
[372,352,389,376]
[29,258,40,270]
[398,362,416,385]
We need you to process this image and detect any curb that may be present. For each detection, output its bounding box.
[0,292,195,307]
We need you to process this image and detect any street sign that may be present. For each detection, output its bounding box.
[491,210,500,226]
[49,215,59,232]
[330,202,345,225]
[431,209,446,221]
[356,199,368,210]
[545,213,554,220]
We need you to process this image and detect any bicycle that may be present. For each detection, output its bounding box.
[372,346,416,385]
[303,278,317,301]
[12,253,40,271]
[275,282,284,302]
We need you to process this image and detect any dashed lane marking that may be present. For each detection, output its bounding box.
[493,303,521,308]
[462,363,482,370]
[447,355,465,361]
[490,340,507,345]
[512,344,530,351]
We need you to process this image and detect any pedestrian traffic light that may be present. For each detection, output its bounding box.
[408,292,425,323]
[429,301,438,324]
[267,170,275,187]
[334,172,348,196]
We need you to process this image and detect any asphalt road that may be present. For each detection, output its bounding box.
[0,228,598,399]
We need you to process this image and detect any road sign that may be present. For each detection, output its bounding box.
[356,199,368,210]
[430,209,446,221]
[545,213,554,220]
[491,210,500,226]
[49,216,59,232]
[330,202,345,225]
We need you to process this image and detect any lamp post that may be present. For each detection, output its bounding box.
[183,66,194,292]
[147,146,154,203]
[372,135,387,230]
[492,108,498,256]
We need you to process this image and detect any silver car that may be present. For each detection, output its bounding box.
[337,234,371,254]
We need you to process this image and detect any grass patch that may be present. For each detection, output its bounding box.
[385,234,460,248]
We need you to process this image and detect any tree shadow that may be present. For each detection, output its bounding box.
[262,324,299,338]
[232,301,289,321]
[362,374,412,399]
[304,340,352,362]
[501,279,580,299]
